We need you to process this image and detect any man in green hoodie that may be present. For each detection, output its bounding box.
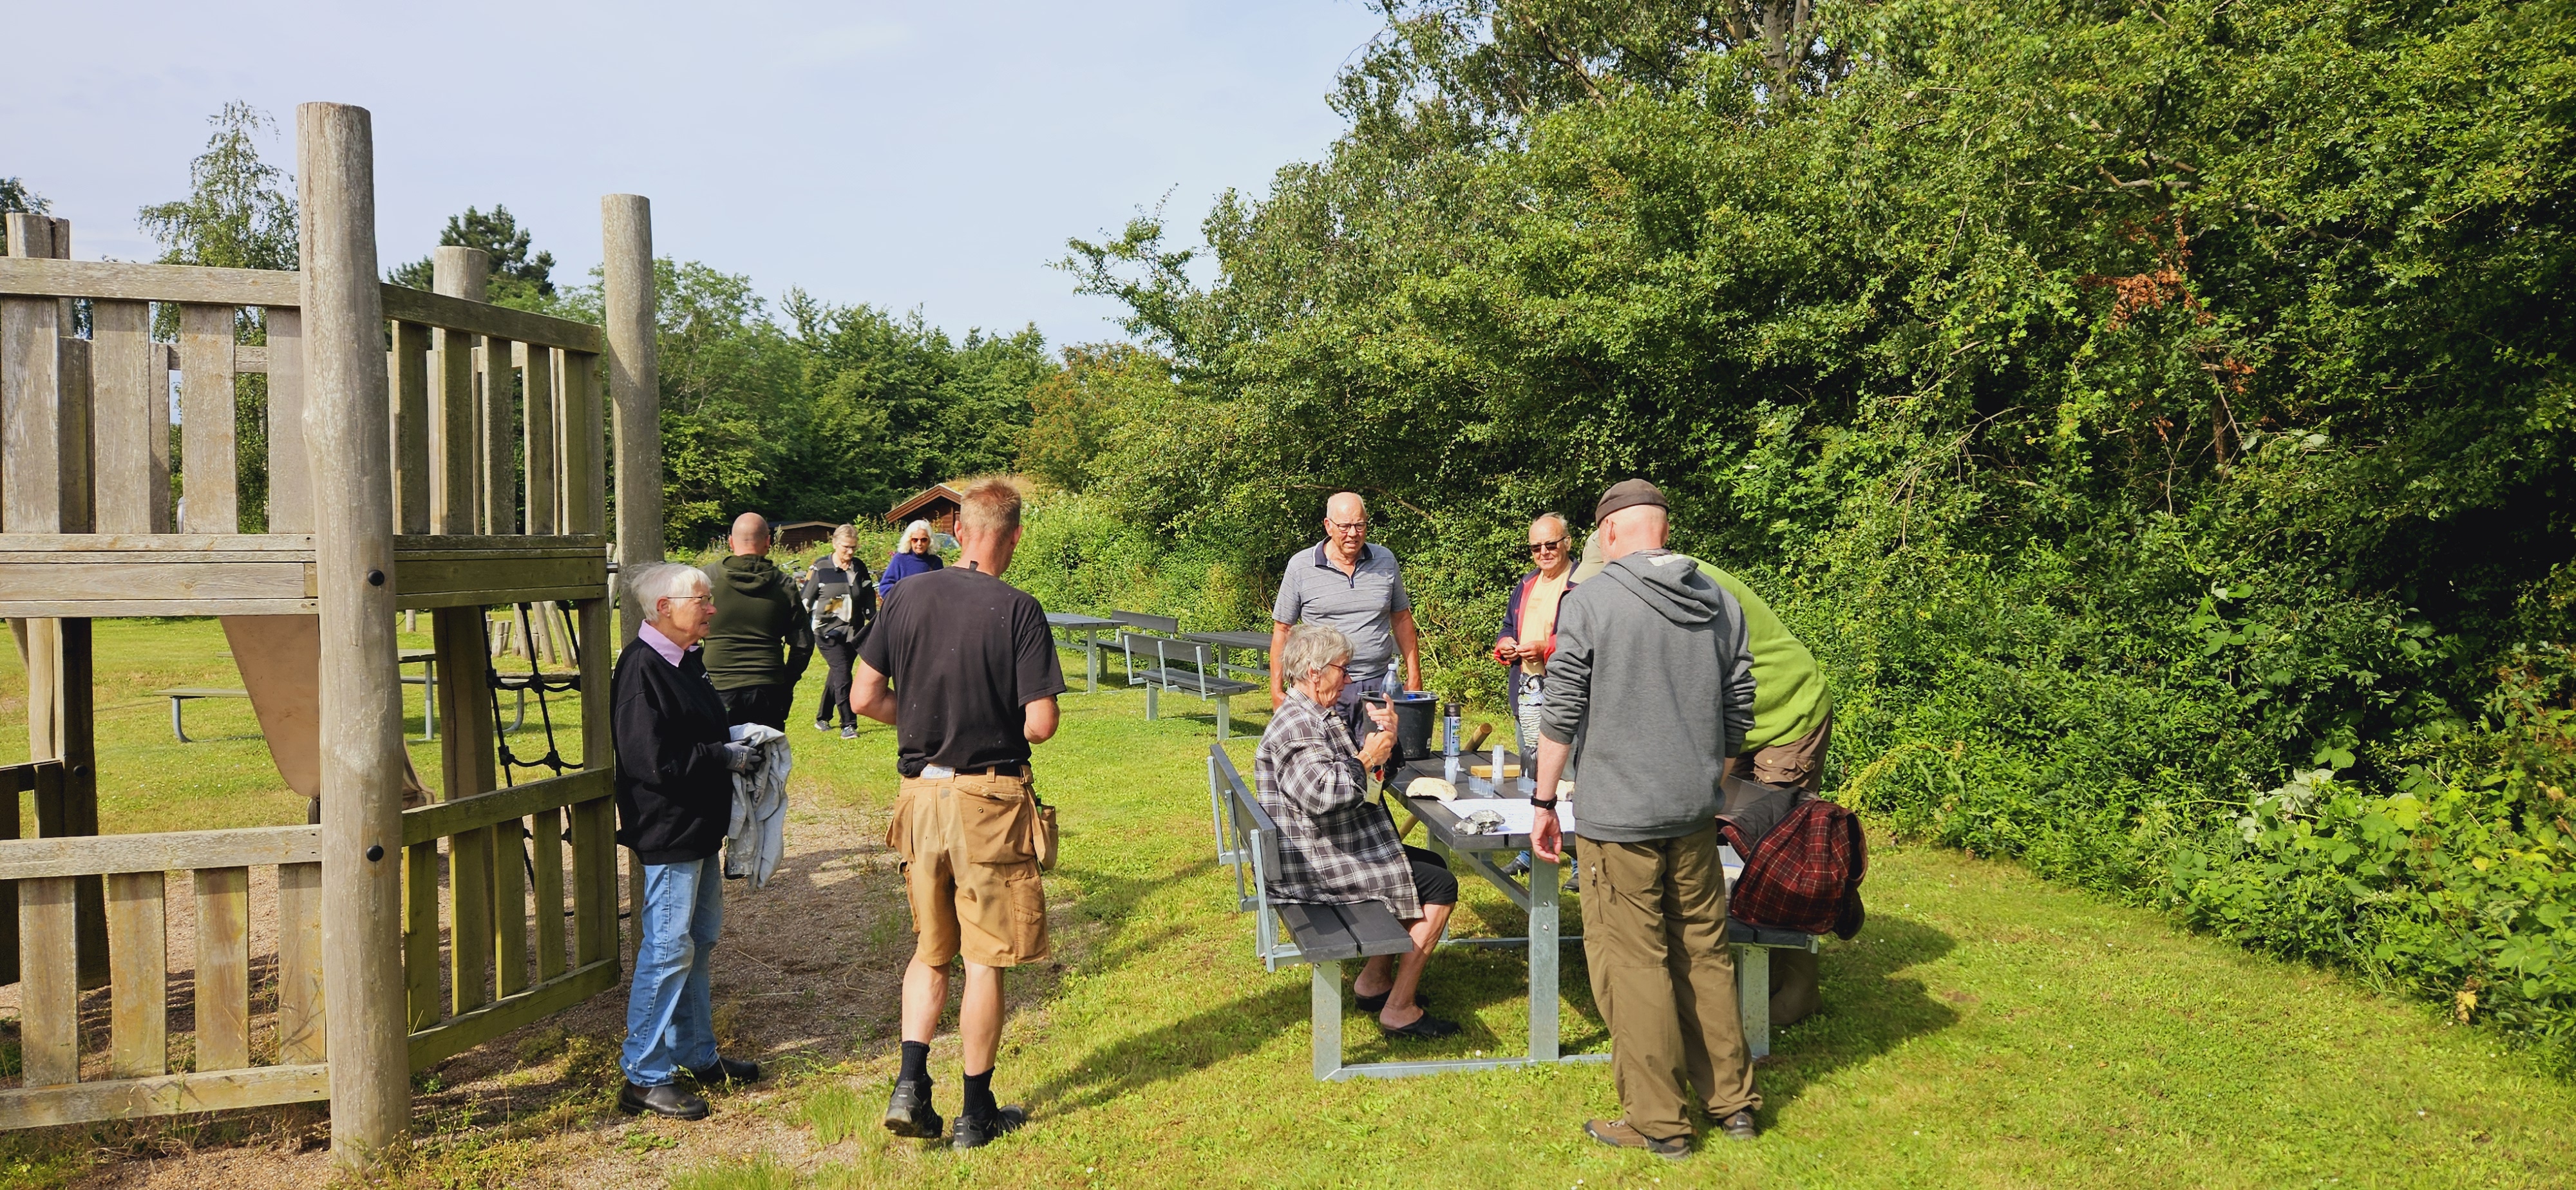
[1575,533,1835,1026]
[699,513,815,730]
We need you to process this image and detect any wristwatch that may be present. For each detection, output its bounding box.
[1529,797,1558,811]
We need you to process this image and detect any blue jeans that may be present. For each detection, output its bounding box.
[621,854,724,1086]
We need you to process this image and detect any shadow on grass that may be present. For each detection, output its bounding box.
[1050,855,1223,974]
[1023,981,1314,1113]
[1754,912,1961,1113]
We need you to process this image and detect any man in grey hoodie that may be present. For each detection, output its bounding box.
[1531,478,1761,1157]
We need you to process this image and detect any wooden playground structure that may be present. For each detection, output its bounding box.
[0,102,667,1167]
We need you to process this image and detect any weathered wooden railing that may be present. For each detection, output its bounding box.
[0,810,331,1125]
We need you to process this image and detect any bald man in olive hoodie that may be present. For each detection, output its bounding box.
[700,513,814,730]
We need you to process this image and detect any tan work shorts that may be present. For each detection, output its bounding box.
[886,769,1050,968]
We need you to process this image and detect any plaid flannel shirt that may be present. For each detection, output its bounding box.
[1253,690,1421,920]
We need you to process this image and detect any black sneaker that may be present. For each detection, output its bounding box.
[883,1079,943,1140]
[951,1104,1029,1150]
[618,1081,710,1120]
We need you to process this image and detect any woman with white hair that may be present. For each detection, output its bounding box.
[612,562,766,1120]
[1255,623,1461,1039]
[877,518,943,601]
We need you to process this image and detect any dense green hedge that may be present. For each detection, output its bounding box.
[1034,0,2576,1068]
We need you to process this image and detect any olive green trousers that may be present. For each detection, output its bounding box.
[1577,823,1761,1138]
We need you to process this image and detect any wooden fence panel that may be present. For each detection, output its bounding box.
[192,866,250,1071]
[18,874,79,1086]
[90,299,167,533]
[392,321,432,534]
[494,818,528,999]
[177,304,238,533]
[264,309,311,533]
[480,338,517,534]
[105,869,167,1077]
[276,860,325,1063]
[521,345,556,535]
[533,806,566,981]
[404,839,441,1030]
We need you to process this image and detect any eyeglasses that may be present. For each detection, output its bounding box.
[1529,538,1567,554]
[660,594,714,607]
[1325,518,1370,533]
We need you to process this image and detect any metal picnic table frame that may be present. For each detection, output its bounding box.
[1045,612,1121,692]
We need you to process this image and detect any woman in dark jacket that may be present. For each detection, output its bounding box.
[612,562,764,1121]
[800,524,876,739]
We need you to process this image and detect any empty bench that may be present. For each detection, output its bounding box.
[156,686,248,743]
[1121,625,1258,740]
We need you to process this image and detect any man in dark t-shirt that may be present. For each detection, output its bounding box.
[851,478,1063,1151]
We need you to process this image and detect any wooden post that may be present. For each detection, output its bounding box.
[481,337,517,534]
[266,308,313,533]
[298,100,408,1167]
[603,195,658,645]
[430,247,486,535]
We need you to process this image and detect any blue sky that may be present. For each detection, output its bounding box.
[4,1,1387,348]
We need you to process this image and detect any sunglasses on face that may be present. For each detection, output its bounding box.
[1529,538,1567,554]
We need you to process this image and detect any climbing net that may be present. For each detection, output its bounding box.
[488,601,583,787]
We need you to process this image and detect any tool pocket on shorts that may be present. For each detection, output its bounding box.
[958,788,1034,865]
[1005,866,1047,956]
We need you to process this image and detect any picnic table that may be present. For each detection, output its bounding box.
[162,648,442,742]
[1180,629,1273,685]
[1045,612,1121,693]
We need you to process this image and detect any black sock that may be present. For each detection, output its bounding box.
[961,1068,997,1120]
[899,1041,931,1090]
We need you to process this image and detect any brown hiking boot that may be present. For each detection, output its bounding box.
[1584,1118,1691,1160]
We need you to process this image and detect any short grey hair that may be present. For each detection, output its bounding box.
[1279,623,1354,686]
[629,562,710,622]
[1531,511,1570,537]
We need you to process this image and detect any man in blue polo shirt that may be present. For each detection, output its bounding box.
[1269,491,1421,737]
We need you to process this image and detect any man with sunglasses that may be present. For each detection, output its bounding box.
[1497,513,1578,767]
[1269,491,1421,737]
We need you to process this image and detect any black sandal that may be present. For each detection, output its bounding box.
[1354,988,1430,1014]
[1379,1013,1461,1040]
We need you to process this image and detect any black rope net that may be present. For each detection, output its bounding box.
[488,600,583,788]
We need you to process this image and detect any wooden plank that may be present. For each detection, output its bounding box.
[0,598,317,619]
[407,957,615,1070]
[495,815,529,997]
[562,352,603,536]
[18,874,80,1086]
[274,861,325,1062]
[450,824,495,1015]
[403,768,609,849]
[0,531,312,552]
[192,866,251,1071]
[149,333,173,533]
[178,303,240,532]
[90,300,166,533]
[378,284,603,354]
[1,762,21,985]
[0,561,312,603]
[432,328,476,534]
[59,617,106,988]
[531,806,566,981]
[0,256,302,307]
[522,345,556,535]
[57,338,95,533]
[480,337,517,534]
[1,299,64,532]
[263,308,311,533]
[394,554,603,600]
[106,869,169,1078]
[232,344,267,373]
[393,532,607,554]
[404,840,441,1030]
[569,791,611,968]
[391,321,431,534]
[1273,902,1361,961]
[0,824,321,881]
[0,1063,329,1129]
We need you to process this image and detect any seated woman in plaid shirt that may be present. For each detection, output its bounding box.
[1255,624,1461,1039]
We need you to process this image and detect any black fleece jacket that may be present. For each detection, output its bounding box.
[612,634,735,864]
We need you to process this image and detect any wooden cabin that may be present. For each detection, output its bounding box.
[0,103,663,1171]
[774,519,837,552]
[886,483,964,534]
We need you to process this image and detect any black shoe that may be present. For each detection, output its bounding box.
[1719,1108,1761,1141]
[618,1081,710,1120]
[951,1104,1028,1150]
[883,1079,943,1140]
[1354,988,1430,1014]
[687,1056,762,1086]
[1379,1013,1461,1040]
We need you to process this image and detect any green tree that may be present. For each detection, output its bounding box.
[1018,344,1173,492]
[0,176,46,216]
[138,101,298,533]
[386,204,558,310]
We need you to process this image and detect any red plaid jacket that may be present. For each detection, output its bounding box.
[1730,797,1866,937]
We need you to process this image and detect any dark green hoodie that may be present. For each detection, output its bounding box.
[699,554,814,691]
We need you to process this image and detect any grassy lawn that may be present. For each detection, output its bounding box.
[5,619,2575,1187]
